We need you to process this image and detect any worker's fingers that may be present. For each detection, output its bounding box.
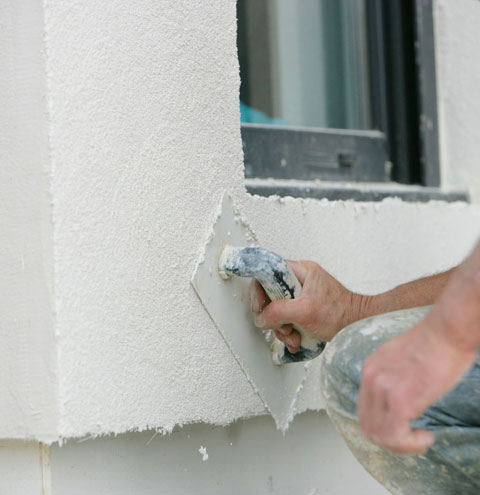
[253,297,314,330]
[287,260,308,285]
[365,384,390,447]
[251,266,309,355]
[250,262,309,313]
[379,397,435,454]
[393,429,434,455]
[358,362,435,454]
[357,361,380,438]
[373,426,434,455]
[274,328,301,353]
[249,279,270,313]
[359,391,434,454]
[275,325,293,336]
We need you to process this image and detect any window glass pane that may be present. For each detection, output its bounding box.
[237,0,373,130]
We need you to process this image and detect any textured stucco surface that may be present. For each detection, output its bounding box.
[435,0,480,200]
[43,0,260,438]
[39,0,480,438]
[2,0,480,442]
[0,0,57,441]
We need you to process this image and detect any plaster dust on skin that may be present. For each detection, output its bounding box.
[3,0,477,443]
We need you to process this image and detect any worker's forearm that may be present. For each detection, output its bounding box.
[357,268,456,320]
[355,241,480,353]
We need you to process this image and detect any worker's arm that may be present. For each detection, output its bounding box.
[357,241,480,453]
[251,240,480,455]
[250,261,455,353]
[359,268,455,321]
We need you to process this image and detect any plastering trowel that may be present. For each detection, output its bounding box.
[191,193,325,431]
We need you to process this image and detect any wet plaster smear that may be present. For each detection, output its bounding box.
[2,0,480,442]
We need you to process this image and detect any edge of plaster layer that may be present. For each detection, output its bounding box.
[244,188,471,210]
[54,408,273,446]
[40,0,60,444]
[245,178,469,205]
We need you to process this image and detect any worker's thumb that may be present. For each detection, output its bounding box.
[255,298,308,330]
[287,260,308,285]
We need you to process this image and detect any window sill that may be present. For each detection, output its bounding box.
[245,178,469,203]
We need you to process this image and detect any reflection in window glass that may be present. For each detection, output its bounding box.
[237,0,373,130]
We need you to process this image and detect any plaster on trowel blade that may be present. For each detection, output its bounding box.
[191,193,308,431]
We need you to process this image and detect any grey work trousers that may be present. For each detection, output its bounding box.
[321,306,480,494]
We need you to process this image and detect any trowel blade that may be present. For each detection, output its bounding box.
[191,193,308,431]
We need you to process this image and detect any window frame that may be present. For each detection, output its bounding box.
[242,125,388,183]
[240,0,467,202]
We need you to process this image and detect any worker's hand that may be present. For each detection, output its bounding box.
[357,315,476,455]
[249,260,364,353]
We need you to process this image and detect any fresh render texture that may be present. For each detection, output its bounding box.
[1,0,480,442]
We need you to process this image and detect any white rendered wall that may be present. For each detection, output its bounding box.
[1,0,480,493]
[435,0,480,200]
[0,441,48,495]
[48,412,389,495]
[1,0,480,448]
[41,0,480,439]
[0,414,388,495]
[0,0,57,442]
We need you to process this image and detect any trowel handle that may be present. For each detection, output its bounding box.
[218,246,325,364]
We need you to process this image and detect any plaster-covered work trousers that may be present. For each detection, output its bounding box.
[321,306,480,495]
